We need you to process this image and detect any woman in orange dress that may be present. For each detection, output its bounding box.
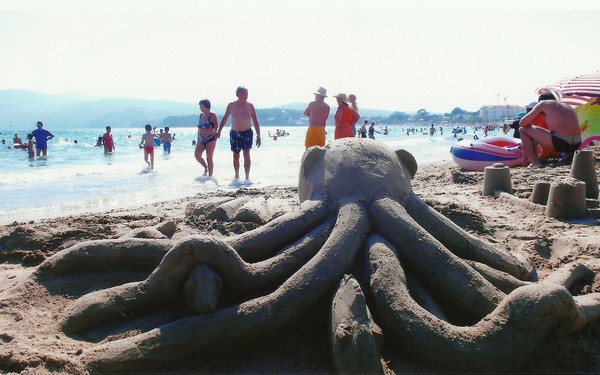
[333,93,360,140]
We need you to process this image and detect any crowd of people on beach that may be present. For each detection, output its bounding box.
[4,86,262,180]
[9,121,54,159]
[4,88,582,179]
[303,87,392,146]
[195,87,581,180]
[194,86,385,180]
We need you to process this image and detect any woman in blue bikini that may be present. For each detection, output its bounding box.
[194,99,219,176]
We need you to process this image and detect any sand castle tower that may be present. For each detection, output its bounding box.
[569,149,599,200]
[545,177,587,218]
[482,163,512,196]
[530,182,551,205]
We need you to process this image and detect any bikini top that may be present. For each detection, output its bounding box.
[198,113,215,129]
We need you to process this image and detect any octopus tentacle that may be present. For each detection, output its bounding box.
[542,262,595,288]
[35,238,174,278]
[370,197,504,319]
[542,262,600,331]
[62,216,335,335]
[367,234,600,372]
[571,293,600,331]
[227,199,329,261]
[465,260,529,294]
[405,193,534,280]
[82,198,369,373]
[330,274,383,374]
[251,216,336,283]
[406,275,448,321]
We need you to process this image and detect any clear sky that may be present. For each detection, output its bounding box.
[1,0,599,113]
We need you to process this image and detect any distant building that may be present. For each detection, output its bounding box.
[451,113,471,122]
[479,105,522,121]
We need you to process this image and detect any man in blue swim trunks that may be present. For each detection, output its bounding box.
[519,92,582,168]
[217,86,262,180]
[31,121,54,156]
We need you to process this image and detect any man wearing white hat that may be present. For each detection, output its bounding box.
[303,87,331,148]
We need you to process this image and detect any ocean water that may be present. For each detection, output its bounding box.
[0,125,492,224]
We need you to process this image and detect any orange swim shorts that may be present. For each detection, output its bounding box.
[305,125,326,148]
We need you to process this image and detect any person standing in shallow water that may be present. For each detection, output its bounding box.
[25,134,35,159]
[139,124,158,170]
[195,99,219,176]
[217,86,261,181]
[359,120,368,138]
[103,126,115,153]
[304,87,330,148]
[162,127,173,154]
[31,121,54,157]
[368,121,380,139]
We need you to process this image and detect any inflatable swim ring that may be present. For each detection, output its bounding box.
[450,136,523,171]
[450,135,555,171]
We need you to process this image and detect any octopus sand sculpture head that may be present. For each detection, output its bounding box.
[23,138,600,374]
[299,138,417,205]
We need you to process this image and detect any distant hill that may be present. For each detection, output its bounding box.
[276,102,396,120]
[0,90,311,129]
[0,90,200,129]
[0,90,456,131]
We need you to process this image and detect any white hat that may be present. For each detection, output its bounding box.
[313,87,328,97]
[525,101,537,110]
[333,93,348,104]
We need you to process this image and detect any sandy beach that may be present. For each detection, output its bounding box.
[1,142,600,374]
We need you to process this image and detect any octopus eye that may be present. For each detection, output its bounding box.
[395,149,418,179]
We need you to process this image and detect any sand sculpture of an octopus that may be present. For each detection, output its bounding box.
[34,138,600,373]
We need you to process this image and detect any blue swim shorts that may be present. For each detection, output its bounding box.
[230,128,253,153]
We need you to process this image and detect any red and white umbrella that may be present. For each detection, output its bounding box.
[536,71,600,107]
[536,72,600,149]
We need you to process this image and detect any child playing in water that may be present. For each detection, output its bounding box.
[25,134,35,159]
[161,126,172,154]
[139,124,158,170]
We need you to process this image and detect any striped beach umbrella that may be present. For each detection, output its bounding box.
[536,72,600,148]
[536,71,600,107]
